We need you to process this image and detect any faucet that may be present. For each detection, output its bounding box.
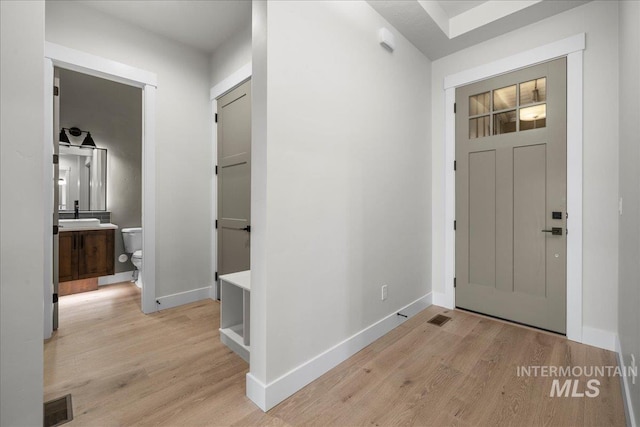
[74,200,79,219]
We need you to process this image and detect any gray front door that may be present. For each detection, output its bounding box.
[217,80,251,294]
[455,58,567,333]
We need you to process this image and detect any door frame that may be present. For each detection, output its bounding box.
[437,33,585,342]
[43,42,158,338]
[209,61,252,300]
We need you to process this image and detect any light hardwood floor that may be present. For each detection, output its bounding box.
[45,283,626,426]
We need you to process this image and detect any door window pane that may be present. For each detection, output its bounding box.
[520,78,546,105]
[469,92,490,116]
[470,116,490,139]
[519,104,546,130]
[494,110,517,135]
[493,85,516,111]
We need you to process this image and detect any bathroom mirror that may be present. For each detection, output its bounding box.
[58,145,107,211]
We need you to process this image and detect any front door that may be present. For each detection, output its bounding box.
[455,58,567,333]
[217,80,251,295]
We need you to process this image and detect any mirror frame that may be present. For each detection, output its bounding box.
[58,143,108,212]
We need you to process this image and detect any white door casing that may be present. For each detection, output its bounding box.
[436,33,585,343]
[43,42,158,338]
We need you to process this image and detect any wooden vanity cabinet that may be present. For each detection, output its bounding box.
[59,229,114,282]
[58,232,78,282]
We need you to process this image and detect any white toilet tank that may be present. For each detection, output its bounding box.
[121,227,142,253]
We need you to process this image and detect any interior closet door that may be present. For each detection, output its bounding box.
[217,79,252,295]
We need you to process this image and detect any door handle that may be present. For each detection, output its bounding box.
[542,227,563,236]
[241,226,251,233]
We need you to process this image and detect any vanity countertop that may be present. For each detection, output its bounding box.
[59,223,118,232]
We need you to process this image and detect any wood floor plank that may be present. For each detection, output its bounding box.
[584,346,627,427]
[44,283,627,426]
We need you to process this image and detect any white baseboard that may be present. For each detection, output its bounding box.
[616,334,638,427]
[246,292,433,412]
[582,326,617,352]
[246,373,267,411]
[98,270,134,286]
[155,286,213,311]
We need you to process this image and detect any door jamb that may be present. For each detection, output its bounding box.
[43,42,158,338]
[209,62,252,300]
[439,34,585,343]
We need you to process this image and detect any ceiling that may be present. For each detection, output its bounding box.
[74,0,589,61]
[367,0,591,60]
[76,0,251,54]
[438,1,487,18]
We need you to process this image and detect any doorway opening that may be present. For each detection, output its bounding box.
[44,42,158,338]
[210,63,252,301]
[215,79,252,299]
[53,68,143,322]
[439,33,585,342]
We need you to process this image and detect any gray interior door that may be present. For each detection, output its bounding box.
[455,58,567,333]
[217,80,251,295]
[53,70,60,330]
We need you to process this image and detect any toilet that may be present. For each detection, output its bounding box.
[121,227,143,288]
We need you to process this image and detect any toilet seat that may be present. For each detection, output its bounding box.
[132,250,142,259]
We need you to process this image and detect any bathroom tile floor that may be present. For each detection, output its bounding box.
[44,283,626,426]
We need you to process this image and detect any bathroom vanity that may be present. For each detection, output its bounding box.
[58,220,117,294]
[219,270,251,363]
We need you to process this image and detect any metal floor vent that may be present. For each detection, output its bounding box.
[44,394,73,427]
[427,314,452,327]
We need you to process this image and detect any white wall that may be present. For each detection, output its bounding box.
[0,1,45,425]
[210,25,252,87]
[617,0,640,423]
[253,0,431,385]
[46,2,213,299]
[59,69,143,274]
[250,0,269,384]
[431,1,620,335]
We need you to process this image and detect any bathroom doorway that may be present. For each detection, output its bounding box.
[44,44,158,338]
[52,67,144,329]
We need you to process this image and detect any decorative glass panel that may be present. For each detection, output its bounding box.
[469,92,490,116]
[519,78,546,105]
[493,85,516,111]
[469,116,490,139]
[494,110,517,135]
[520,104,546,130]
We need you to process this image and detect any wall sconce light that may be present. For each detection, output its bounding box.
[59,127,96,147]
[59,129,70,144]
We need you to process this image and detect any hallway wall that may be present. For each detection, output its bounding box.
[0,1,45,425]
[210,25,252,88]
[617,0,640,423]
[251,0,431,406]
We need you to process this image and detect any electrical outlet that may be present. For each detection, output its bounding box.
[631,354,637,385]
[381,285,388,301]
